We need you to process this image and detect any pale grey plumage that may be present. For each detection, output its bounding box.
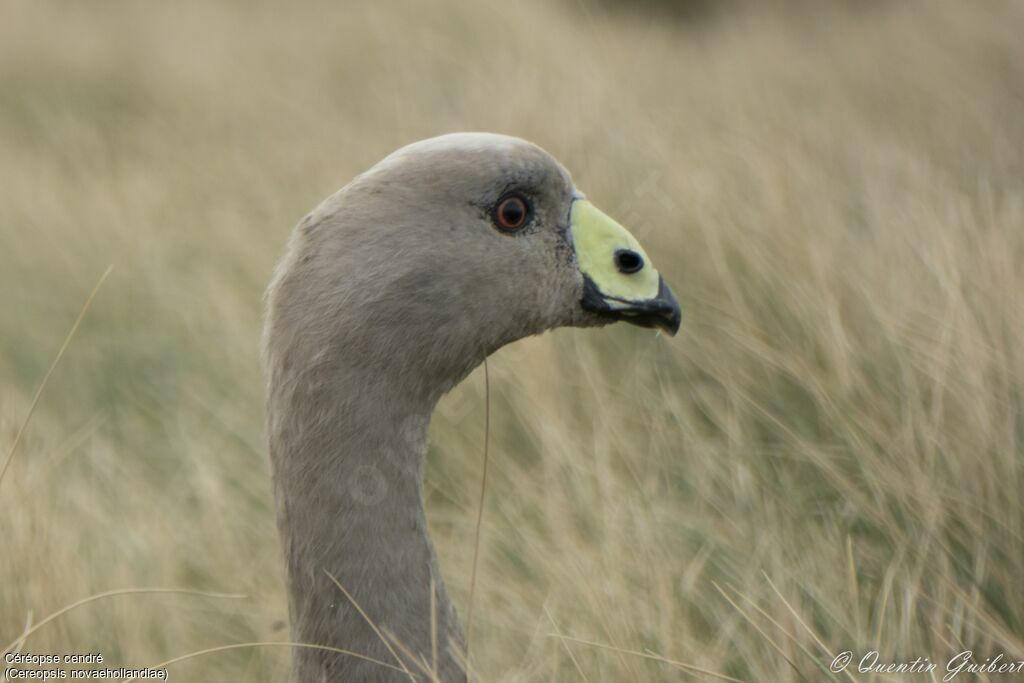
[263,133,678,682]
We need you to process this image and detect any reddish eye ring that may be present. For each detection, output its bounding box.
[493,194,530,232]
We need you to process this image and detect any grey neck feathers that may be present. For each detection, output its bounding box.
[269,351,468,682]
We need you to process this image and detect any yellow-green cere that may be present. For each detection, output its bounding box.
[570,199,660,305]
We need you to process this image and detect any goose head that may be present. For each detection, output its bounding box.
[269,132,680,401]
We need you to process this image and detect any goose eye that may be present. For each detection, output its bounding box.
[493,195,529,231]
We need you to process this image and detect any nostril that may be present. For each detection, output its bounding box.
[614,249,644,274]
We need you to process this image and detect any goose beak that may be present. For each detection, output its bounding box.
[570,199,682,335]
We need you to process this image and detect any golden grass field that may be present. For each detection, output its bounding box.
[2,1,1023,680]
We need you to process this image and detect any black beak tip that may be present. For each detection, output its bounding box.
[657,309,681,336]
[649,277,681,336]
[581,275,682,336]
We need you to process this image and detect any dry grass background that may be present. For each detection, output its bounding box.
[2,0,1023,680]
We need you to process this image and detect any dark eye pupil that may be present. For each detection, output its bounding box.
[501,199,524,226]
